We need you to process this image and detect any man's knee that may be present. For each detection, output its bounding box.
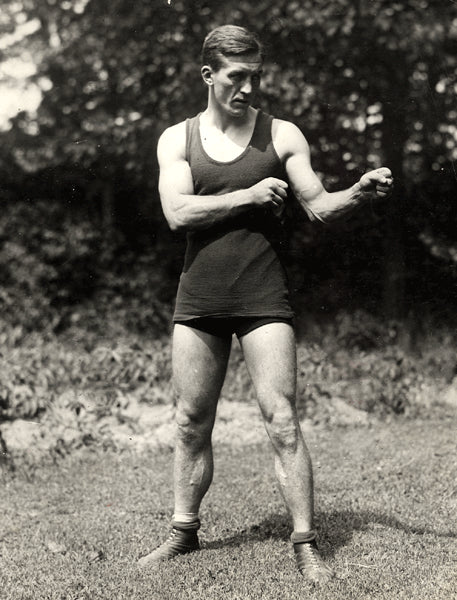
[262,403,301,453]
[175,408,213,448]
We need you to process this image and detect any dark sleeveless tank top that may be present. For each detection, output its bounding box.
[173,110,293,320]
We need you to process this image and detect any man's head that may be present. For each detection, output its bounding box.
[201,25,264,117]
[201,25,264,71]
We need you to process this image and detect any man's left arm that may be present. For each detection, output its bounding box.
[273,120,394,223]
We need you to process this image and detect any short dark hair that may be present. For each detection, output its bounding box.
[201,25,264,71]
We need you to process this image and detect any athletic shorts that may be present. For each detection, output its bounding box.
[174,316,293,339]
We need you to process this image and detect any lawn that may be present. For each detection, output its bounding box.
[1,410,456,600]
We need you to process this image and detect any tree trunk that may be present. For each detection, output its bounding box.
[101,180,115,240]
[381,62,409,322]
[382,184,406,320]
[0,427,14,472]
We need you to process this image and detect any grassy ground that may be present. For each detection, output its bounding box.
[1,411,456,600]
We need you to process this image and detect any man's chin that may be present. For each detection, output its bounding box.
[229,102,250,115]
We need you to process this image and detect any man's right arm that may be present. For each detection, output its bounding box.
[157,123,288,232]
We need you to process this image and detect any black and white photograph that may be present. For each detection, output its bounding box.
[1,1,456,598]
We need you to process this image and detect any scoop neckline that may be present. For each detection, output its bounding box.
[197,110,261,166]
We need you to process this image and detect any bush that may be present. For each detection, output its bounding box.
[0,199,172,340]
[0,335,172,422]
[293,310,448,418]
[216,311,443,421]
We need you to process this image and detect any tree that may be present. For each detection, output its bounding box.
[1,0,456,324]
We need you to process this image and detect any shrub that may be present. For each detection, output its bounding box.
[0,335,172,423]
[0,199,173,341]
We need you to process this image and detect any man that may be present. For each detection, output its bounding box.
[138,25,393,584]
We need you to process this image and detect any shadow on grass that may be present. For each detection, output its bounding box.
[204,510,456,556]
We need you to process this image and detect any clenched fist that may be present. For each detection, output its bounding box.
[358,168,394,199]
[249,177,288,213]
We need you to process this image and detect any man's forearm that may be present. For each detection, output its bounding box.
[164,188,254,232]
[301,183,365,224]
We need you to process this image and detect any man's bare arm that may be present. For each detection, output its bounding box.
[273,121,393,223]
[158,123,288,232]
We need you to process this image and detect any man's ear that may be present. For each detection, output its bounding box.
[201,65,213,86]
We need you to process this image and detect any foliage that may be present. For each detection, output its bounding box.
[295,340,426,420]
[0,0,456,321]
[5,0,455,179]
[1,1,457,463]
[0,197,172,337]
[0,335,172,420]
[1,308,452,464]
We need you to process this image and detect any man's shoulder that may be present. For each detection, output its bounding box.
[271,117,304,139]
[159,120,187,144]
[157,119,189,161]
[270,117,308,160]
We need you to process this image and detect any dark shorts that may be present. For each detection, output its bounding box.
[174,316,294,339]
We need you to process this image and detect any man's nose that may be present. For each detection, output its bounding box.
[240,79,252,95]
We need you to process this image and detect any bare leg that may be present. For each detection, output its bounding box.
[240,322,334,583]
[239,322,314,531]
[172,324,232,515]
[138,324,231,568]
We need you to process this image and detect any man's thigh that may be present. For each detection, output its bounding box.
[172,324,232,412]
[239,321,297,406]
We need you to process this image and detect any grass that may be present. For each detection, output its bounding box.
[1,411,456,600]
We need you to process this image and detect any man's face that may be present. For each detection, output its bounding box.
[206,53,263,116]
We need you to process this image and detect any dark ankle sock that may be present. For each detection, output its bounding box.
[172,518,201,531]
[291,530,317,544]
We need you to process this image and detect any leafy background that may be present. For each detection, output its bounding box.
[0,0,456,462]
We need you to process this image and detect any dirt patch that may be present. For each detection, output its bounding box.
[1,394,377,460]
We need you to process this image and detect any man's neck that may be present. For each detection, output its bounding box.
[202,102,257,133]
[199,104,259,162]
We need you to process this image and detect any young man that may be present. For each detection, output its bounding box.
[138,25,393,583]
